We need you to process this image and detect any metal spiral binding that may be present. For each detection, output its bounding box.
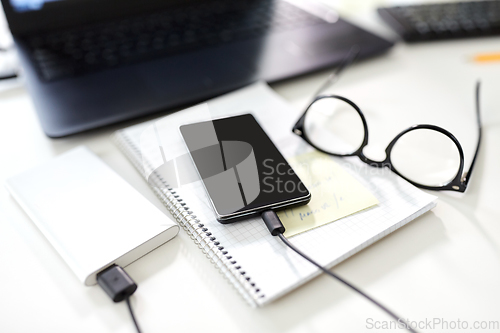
[112,130,265,306]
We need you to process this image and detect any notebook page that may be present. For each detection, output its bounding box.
[117,82,437,305]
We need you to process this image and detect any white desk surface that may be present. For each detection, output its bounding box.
[1,2,500,333]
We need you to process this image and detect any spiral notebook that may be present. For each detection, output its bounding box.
[112,82,437,307]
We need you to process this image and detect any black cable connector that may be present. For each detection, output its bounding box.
[261,210,286,236]
[261,210,418,333]
[97,265,142,333]
[97,265,137,302]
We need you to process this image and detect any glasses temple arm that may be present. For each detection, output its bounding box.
[462,81,482,186]
[312,45,360,98]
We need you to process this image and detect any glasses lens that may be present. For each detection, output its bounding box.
[303,97,365,155]
[390,129,461,187]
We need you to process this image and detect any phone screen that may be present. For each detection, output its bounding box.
[180,114,310,222]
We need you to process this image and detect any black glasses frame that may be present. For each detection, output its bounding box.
[292,79,482,193]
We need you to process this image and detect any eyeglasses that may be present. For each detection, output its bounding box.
[292,48,482,192]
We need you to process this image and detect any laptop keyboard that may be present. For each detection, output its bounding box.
[378,1,500,42]
[26,0,325,81]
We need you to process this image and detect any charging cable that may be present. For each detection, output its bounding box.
[261,210,418,333]
[97,265,142,333]
[94,211,417,333]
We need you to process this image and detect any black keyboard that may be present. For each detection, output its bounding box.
[26,0,324,81]
[378,1,500,42]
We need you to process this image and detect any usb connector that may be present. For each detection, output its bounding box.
[97,265,142,333]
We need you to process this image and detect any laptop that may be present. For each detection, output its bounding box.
[1,0,393,137]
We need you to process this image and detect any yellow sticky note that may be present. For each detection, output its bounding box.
[277,151,378,237]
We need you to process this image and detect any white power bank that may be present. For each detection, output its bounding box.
[5,146,179,285]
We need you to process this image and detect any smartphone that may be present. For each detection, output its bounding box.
[180,113,311,223]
